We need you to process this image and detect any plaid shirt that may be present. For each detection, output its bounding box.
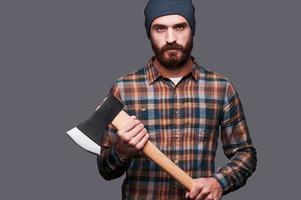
[97,57,257,199]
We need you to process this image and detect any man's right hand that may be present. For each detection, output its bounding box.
[114,116,149,161]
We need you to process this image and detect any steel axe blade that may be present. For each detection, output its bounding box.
[66,95,123,155]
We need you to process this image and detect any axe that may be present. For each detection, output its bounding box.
[67,95,194,190]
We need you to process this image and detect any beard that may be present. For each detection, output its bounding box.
[151,35,193,70]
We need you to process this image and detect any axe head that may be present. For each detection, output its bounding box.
[67,95,124,155]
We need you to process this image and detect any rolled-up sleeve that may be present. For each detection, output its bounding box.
[212,81,257,194]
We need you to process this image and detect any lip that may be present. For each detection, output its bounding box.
[165,49,180,53]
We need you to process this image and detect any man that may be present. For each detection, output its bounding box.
[97,0,257,199]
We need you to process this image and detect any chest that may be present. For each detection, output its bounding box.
[122,80,225,134]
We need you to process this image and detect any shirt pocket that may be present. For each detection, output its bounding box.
[137,104,160,140]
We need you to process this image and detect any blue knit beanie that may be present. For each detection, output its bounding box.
[144,0,196,38]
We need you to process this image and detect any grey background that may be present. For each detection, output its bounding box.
[1,0,300,199]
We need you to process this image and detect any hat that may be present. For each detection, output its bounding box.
[144,0,196,38]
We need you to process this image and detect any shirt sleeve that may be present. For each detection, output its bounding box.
[96,83,131,180]
[211,81,257,194]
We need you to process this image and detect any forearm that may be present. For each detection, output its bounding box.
[97,145,130,180]
[212,145,257,194]
[215,81,257,194]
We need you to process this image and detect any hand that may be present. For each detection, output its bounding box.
[185,177,222,200]
[114,116,149,161]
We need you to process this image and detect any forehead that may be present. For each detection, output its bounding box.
[151,14,188,26]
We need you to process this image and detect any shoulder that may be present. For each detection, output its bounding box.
[108,66,146,102]
[115,66,146,84]
[110,66,147,96]
[110,67,145,88]
[200,65,230,84]
[199,66,239,98]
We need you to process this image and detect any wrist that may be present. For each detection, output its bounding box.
[211,174,226,194]
[210,177,222,188]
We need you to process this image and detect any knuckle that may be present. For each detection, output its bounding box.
[196,184,203,190]
[142,135,147,141]
[130,120,137,127]
[138,123,144,129]
[202,188,209,193]
[140,130,146,137]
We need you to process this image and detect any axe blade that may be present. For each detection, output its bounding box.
[66,95,124,155]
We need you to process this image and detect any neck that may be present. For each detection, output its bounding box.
[153,57,193,78]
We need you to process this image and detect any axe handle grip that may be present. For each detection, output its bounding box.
[111,110,195,191]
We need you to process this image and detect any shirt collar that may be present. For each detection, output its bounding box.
[145,56,201,85]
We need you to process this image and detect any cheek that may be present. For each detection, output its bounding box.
[151,34,166,48]
[176,32,192,46]
[155,39,165,49]
[177,37,189,47]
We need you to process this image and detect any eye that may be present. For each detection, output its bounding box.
[155,26,166,32]
[176,26,184,31]
[174,24,187,31]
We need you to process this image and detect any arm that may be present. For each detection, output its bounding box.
[211,81,257,194]
[96,123,131,180]
[96,83,149,180]
[96,83,130,180]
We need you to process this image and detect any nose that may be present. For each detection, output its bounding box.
[166,28,176,44]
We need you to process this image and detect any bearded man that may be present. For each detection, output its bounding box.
[97,0,257,199]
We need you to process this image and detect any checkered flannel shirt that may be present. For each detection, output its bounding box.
[97,57,257,199]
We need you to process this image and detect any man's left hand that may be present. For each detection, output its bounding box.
[185,177,222,200]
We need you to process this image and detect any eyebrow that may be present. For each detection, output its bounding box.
[151,22,188,29]
[172,22,188,28]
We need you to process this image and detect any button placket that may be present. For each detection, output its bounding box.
[174,88,181,167]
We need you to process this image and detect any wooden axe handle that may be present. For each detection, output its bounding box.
[111,110,195,191]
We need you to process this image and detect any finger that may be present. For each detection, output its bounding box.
[204,194,214,200]
[117,118,140,136]
[196,189,210,200]
[126,123,145,140]
[129,128,147,146]
[135,132,150,149]
[189,185,203,199]
[185,192,189,199]
[212,192,221,200]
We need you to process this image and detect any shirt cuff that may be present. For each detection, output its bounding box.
[108,145,131,169]
[211,172,231,194]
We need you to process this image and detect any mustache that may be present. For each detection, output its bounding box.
[160,42,184,52]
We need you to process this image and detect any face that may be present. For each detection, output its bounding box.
[150,15,193,70]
